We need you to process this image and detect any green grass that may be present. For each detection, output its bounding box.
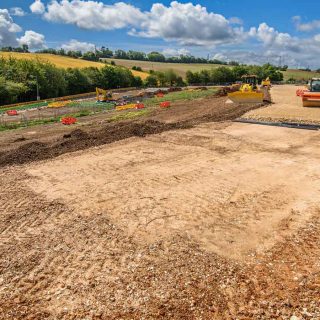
[103,58,226,78]
[0,109,97,132]
[0,101,51,113]
[0,118,57,131]
[144,88,218,106]
[109,109,151,122]
[283,69,320,81]
[67,101,115,109]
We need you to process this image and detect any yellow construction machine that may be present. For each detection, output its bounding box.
[261,77,271,88]
[96,87,112,102]
[228,75,264,104]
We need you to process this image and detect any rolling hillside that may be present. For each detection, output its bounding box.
[0,52,148,80]
[104,58,223,78]
[105,58,318,81]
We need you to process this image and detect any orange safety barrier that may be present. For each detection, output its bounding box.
[6,110,18,116]
[61,117,77,125]
[160,101,171,108]
[135,103,145,109]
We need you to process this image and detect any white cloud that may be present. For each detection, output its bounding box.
[43,0,144,30]
[30,0,46,15]
[131,1,246,46]
[18,30,46,49]
[61,39,95,52]
[10,7,26,17]
[229,17,243,25]
[250,23,301,54]
[162,48,190,57]
[212,53,228,61]
[293,16,320,32]
[0,9,22,47]
[34,0,246,46]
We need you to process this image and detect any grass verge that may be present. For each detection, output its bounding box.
[144,88,218,106]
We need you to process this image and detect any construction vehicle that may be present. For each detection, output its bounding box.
[300,78,320,107]
[261,77,271,88]
[96,87,112,102]
[227,75,264,104]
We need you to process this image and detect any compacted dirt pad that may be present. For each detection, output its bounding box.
[0,121,320,319]
[243,84,320,124]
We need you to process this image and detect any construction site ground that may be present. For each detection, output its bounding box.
[243,84,320,124]
[0,86,319,319]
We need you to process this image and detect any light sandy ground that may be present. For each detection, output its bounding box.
[244,84,320,123]
[26,122,320,260]
[1,121,320,318]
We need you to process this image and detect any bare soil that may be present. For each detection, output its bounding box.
[243,84,320,124]
[0,96,261,167]
[0,91,319,319]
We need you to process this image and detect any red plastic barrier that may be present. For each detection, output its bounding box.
[6,110,18,116]
[160,101,171,108]
[296,89,308,97]
[135,103,145,109]
[61,117,77,125]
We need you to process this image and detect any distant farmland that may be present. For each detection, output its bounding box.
[104,58,224,77]
[1,52,317,82]
[0,52,149,79]
[105,58,318,81]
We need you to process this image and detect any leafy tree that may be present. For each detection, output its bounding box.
[114,50,128,59]
[145,74,158,87]
[0,77,27,105]
[147,52,166,62]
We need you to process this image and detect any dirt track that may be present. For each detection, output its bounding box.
[0,93,319,319]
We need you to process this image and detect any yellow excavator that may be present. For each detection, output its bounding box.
[228,75,264,104]
[96,87,112,102]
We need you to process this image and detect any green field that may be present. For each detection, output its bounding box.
[105,58,318,81]
[282,69,320,81]
[104,58,224,78]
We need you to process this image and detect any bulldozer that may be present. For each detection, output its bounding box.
[96,87,112,102]
[301,78,320,107]
[227,75,264,104]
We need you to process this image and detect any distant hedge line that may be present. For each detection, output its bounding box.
[185,64,284,85]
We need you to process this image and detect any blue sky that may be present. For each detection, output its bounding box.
[2,0,320,68]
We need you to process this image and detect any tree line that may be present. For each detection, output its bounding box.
[185,64,284,85]
[35,47,232,65]
[0,57,142,106]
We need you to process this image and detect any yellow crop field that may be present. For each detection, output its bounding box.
[0,52,148,79]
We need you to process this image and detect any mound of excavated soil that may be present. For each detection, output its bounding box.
[0,97,262,167]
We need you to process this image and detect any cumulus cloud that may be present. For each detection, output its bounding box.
[33,0,246,46]
[10,7,26,17]
[30,0,46,15]
[61,39,95,52]
[131,1,245,46]
[293,16,320,32]
[162,48,190,57]
[43,0,144,30]
[0,9,22,47]
[18,30,46,49]
[250,23,301,54]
